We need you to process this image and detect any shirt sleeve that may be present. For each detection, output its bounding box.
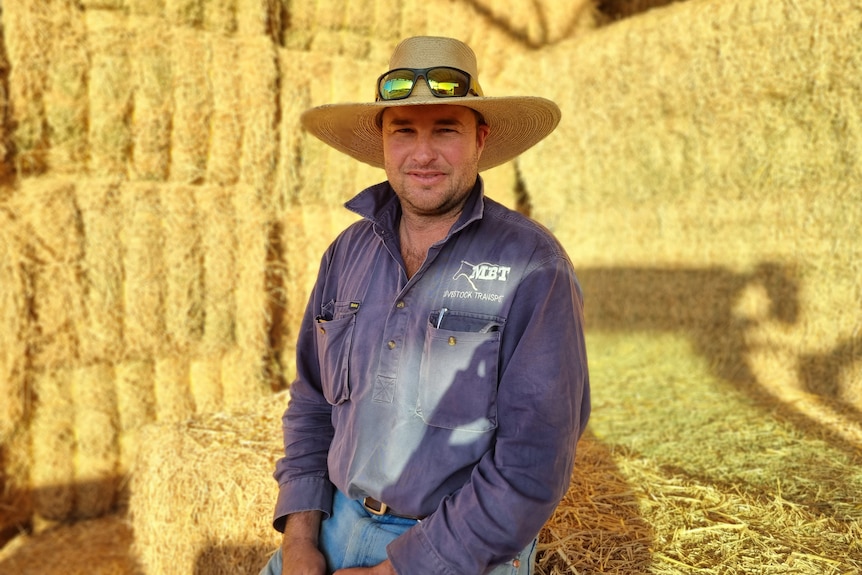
[387,256,591,574]
[271,251,337,532]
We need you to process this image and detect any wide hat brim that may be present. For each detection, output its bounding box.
[300,94,561,172]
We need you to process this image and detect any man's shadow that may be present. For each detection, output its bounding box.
[376,334,647,572]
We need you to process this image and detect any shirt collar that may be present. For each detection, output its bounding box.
[345,176,486,238]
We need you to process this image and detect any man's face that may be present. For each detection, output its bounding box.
[381,104,490,220]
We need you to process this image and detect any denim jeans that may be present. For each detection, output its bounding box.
[260,490,536,574]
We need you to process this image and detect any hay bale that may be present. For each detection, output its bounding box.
[0,20,12,181]
[196,185,238,352]
[45,1,89,173]
[3,0,50,173]
[77,180,124,364]
[130,391,288,575]
[166,0,204,27]
[121,183,166,359]
[71,363,119,518]
[0,207,30,440]
[238,37,279,195]
[86,8,133,178]
[228,186,279,403]
[236,0,282,39]
[129,16,173,181]
[203,0,237,35]
[0,207,32,537]
[153,354,195,423]
[502,0,862,462]
[162,184,204,352]
[206,40,242,186]
[114,360,157,474]
[189,355,223,414]
[13,178,86,370]
[30,368,76,521]
[170,27,211,184]
[127,0,165,16]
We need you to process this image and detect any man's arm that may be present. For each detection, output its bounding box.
[281,511,326,575]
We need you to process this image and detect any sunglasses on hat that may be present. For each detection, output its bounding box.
[376,67,484,101]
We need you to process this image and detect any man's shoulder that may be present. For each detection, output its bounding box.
[481,197,569,260]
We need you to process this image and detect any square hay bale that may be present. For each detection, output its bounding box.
[77,180,125,364]
[129,15,173,181]
[12,178,86,371]
[3,0,51,174]
[45,1,89,173]
[169,26,211,184]
[130,391,288,575]
[86,8,133,178]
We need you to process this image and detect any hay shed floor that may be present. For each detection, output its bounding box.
[1,332,860,574]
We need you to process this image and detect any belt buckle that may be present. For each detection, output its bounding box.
[363,497,389,516]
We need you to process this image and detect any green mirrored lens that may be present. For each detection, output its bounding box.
[381,75,415,99]
[427,68,469,97]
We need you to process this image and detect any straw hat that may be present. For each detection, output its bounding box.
[300,36,561,172]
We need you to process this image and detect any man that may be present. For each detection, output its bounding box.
[263,36,590,575]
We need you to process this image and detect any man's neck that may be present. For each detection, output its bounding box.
[398,211,460,278]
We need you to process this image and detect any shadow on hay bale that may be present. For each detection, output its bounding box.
[580,261,862,455]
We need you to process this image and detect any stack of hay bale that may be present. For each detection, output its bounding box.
[1,0,860,572]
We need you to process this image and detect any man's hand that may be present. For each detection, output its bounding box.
[281,511,326,575]
[335,559,397,575]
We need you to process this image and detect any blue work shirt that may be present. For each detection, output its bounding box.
[273,177,590,574]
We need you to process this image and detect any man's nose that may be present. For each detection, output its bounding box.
[411,132,437,164]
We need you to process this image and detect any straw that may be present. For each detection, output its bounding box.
[121,183,166,359]
[206,39,242,186]
[71,364,119,518]
[129,16,172,181]
[153,354,195,423]
[13,178,85,370]
[29,369,76,521]
[130,391,288,575]
[161,184,204,352]
[114,360,157,475]
[196,185,238,352]
[86,8,132,178]
[238,37,278,196]
[0,514,136,575]
[169,26,211,184]
[45,1,89,173]
[3,0,50,174]
[77,180,124,365]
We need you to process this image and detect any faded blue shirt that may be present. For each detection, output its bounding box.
[273,178,590,575]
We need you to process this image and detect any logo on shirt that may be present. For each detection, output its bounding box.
[453,260,512,291]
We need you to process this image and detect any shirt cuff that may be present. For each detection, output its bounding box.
[272,476,334,532]
[387,523,459,575]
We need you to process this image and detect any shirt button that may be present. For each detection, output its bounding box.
[448,336,456,346]
[396,301,405,309]
[388,340,397,349]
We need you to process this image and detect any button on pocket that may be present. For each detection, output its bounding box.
[417,311,503,432]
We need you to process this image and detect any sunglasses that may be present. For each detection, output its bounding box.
[376,67,484,101]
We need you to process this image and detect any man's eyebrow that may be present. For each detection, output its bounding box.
[387,116,466,127]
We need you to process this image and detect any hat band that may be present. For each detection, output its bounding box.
[375,67,484,101]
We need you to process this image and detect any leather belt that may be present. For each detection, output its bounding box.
[362,497,426,521]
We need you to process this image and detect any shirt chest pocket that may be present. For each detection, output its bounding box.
[417,311,503,432]
[315,302,359,405]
